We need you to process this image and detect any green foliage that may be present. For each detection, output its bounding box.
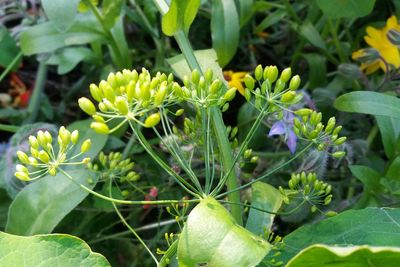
[161,0,201,36]
[316,0,376,18]
[41,0,80,32]
[0,231,110,266]
[0,27,21,70]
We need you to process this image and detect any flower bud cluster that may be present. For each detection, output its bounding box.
[279,172,333,210]
[79,68,180,134]
[293,109,346,158]
[89,152,140,183]
[242,65,302,112]
[15,127,91,181]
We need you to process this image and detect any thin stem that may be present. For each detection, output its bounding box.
[0,51,22,82]
[122,134,136,159]
[328,18,346,63]
[216,143,313,199]
[0,123,19,133]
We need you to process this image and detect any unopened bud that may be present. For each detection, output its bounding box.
[114,96,129,115]
[280,91,296,103]
[15,171,30,181]
[264,66,278,83]
[38,150,50,163]
[289,75,300,90]
[78,97,97,115]
[144,113,161,128]
[90,122,110,134]
[244,75,255,90]
[17,151,29,164]
[332,151,346,158]
[280,67,292,83]
[81,139,92,153]
[29,136,39,149]
[254,65,263,80]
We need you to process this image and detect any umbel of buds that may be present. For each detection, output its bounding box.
[15,127,91,181]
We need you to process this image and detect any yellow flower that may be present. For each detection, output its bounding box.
[352,15,400,74]
[223,71,248,95]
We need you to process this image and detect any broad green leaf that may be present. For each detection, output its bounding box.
[334,92,400,119]
[211,0,240,67]
[161,0,201,36]
[349,165,383,207]
[286,244,400,267]
[20,13,105,56]
[254,9,286,33]
[178,196,270,267]
[167,49,226,83]
[234,0,254,27]
[5,169,97,235]
[0,27,21,70]
[42,0,80,32]
[0,231,110,266]
[299,21,326,50]
[102,0,123,30]
[246,182,283,236]
[46,47,92,74]
[376,115,400,159]
[274,207,400,264]
[110,16,132,69]
[316,0,375,19]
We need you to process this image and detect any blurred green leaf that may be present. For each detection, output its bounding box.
[102,0,123,30]
[254,9,286,33]
[286,244,400,267]
[6,169,97,235]
[299,21,326,50]
[0,27,21,70]
[161,0,201,36]
[211,0,240,67]
[20,13,105,56]
[334,92,400,119]
[0,231,110,266]
[274,208,400,264]
[178,197,271,266]
[42,0,80,32]
[316,0,375,19]
[349,165,383,207]
[302,53,327,88]
[234,0,254,27]
[376,116,400,159]
[386,155,400,181]
[46,47,93,74]
[246,182,283,236]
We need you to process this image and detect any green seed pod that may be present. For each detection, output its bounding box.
[325,117,336,134]
[205,68,213,82]
[89,84,103,102]
[154,82,168,106]
[332,125,343,136]
[114,96,129,115]
[244,74,255,90]
[280,91,296,103]
[264,65,278,83]
[78,97,97,115]
[334,136,347,146]
[223,88,237,102]
[90,122,110,134]
[29,136,39,149]
[280,67,292,83]
[38,150,50,163]
[15,171,30,181]
[289,75,301,90]
[191,69,200,85]
[81,139,92,153]
[209,79,222,95]
[332,151,346,158]
[254,64,263,80]
[144,113,161,128]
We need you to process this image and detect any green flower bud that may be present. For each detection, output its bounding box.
[70,130,79,145]
[154,82,168,106]
[37,130,47,146]
[116,72,125,86]
[30,147,39,158]
[205,68,213,82]
[332,125,342,136]
[44,131,52,144]
[191,69,200,84]
[334,136,347,146]
[289,75,301,90]
[107,72,117,88]
[126,81,137,101]
[223,87,237,102]
[325,117,336,134]
[81,139,92,153]
[280,91,296,103]
[332,151,346,158]
[324,195,332,205]
[264,66,278,83]
[59,127,71,145]
[78,97,97,115]
[250,156,259,163]
[274,79,285,93]
[49,167,57,176]
[89,84,102,102]
[38,150,50,163]
[29,136,39,149]
[15,171,30,181]
[209,79,222,95]
[16,164,28,173]
[244,88,252,102]
[255,64,263,80]
[82,157,91,164]
[294,108,312,116]
[280,67,292,83]
[17,151,29,164]
[114,96,129,115]
[198,77,205,89]
[325,210,337,217]
[103,83,116,103]
[90,122,110,134]
[140,81,151,101]
[144,113,161,128]
[150,77,160,90]
[175,109,184,116]
[244,74,255,90]
[244,149,252,159]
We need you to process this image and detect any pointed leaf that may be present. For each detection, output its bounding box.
[42,0,80,32]
[161,0,201,36]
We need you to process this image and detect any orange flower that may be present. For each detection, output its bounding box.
[223,70,248,95]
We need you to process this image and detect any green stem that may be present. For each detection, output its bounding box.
[122,134,136,159]
[366,125,378,149]
[0,123,19,133]
[23,62,47,124]
[328,18,346,63]
[283,0,301,24]
[0,51,22,82]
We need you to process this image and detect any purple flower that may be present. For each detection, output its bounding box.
[268,111,297,153]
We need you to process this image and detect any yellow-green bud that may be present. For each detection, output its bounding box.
[38,150,50,163]
[49,167,57,176]
[126,81,136,101]
[289,75,300,90]
[154,82,167,106]
[71,130,79,144]
[82,157,91,164]
[44,131,52,144]
[81,139,91,153]
[244,74,255,90]
[191,69,200,84]
[244,149,252,159]
[37,130,47,146]
[16,164,28,173]
[59,128,71,145]
[15,171,30,181]
[78,97,97,115]
[209,79,222,95]
[332,125,342,136]
[198,76,205,89]
[205,68,213,82]
[280,67,292,83]
[244,88,252,102]
[114,96,129,115]
[294,108,312,116]
[89,84,102,102]
[334,136,347,146]
[325,211,337,217]
[264,66,278,83]
[254,64,263,80]
[223,87,237,101]
[325,117,336,134]
[29,136,39,149]
[222,103,229,112]
[29,156,38,165]
[30,147,39,158]
[103,84,116,103]
[144,113,161,128]
[90,122,110,134]
[280,91,296,103]
[175,109,184,116]
[332,151,346,158]
[17,151,29,164]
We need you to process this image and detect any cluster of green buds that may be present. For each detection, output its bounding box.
[180,69,238,111]
[15,127,91,181]
[242,65,302,112]
[293,109,346,158]
[279,172,332,211]
[78,68,181,133]
[89,152,139,182]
